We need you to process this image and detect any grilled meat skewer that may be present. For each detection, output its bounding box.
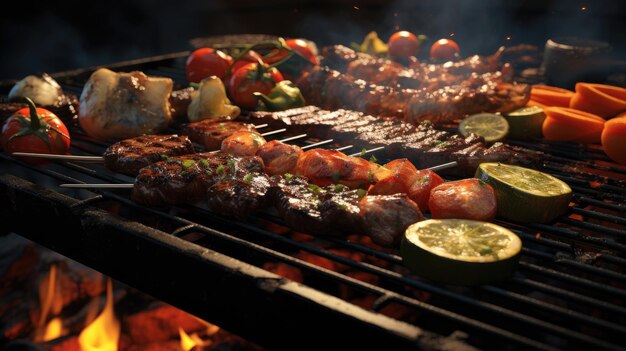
[180,117,258,150]
[247,106,537,176]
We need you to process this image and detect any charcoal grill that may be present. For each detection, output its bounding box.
[1,52,626,351]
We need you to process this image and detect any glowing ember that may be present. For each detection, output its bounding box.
[353,5,360,10]
[581,5,588,10]
[42,317,64,342]
[450,33,455,37]
[506,36,512,41]
[78,279,120,351]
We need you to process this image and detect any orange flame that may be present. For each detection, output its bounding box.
[35,264,66,342]
[179,325,213,351]
[78,279,120,351]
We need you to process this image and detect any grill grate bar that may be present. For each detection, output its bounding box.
[571,207,626,225]
[559,217,626,239]
[520,248,626,282]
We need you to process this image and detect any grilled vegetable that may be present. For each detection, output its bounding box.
[254,80,305,111]
[264,38,318,81]
[401,219,522,285]
[354,31,388,55]
[542,107,605,144]
[504,106,546,140]
[429,179,497,221]
[388,31,420,59]
[430,39,461,61]
[187,76,240,122]
[601,116,626,165]
[570,83,626,118]
[228,63,284,110]
[475,162,572,223]
[186,48,234,83]
[78,68,173,140]
[8,74,63,106]
[1,97,70,163]
[530,85,574,107]
[459,113,509,142]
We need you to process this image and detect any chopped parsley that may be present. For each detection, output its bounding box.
[284,173,294,181]
[182,159,196,169]
[160,154,170,161]
[307,183,322,194]
[367,171,375,183]
[243,173,254,182]
[333,184,346,192]
[356,189,367,198]
[369,154,378,163]
[199,159,210,167]
[360,148,367,157]
[216,164,225,175]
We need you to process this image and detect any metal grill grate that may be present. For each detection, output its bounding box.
[1,53,625,351]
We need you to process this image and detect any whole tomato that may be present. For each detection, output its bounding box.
[429,178,497,221]
[388,31,420,59]
[186,48,234,83]
[228,63,284,110]
[264,38,318,81]
[1,97,70,163]
[430,39,461,61]
[407,169,445,211]
[230,50,265,75]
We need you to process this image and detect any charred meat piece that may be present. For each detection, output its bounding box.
[321,45,508,90]
[358,194,423,247]
[256,140,302,176]
[207,172,273,219]
[298,66,529,124]
[103,135,195,176]
[181,118,256,150]
[221,130,266,156]
[270,175,328,235]
[132,152,264,206]
[169,87,195,121]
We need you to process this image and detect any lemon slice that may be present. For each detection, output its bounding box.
[475,163,572,223]
[504,106,546,140]
[459,113,509,142]
[401,219,522,285]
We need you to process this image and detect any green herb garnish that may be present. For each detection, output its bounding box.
[243,173,254,182]
[356,189,367,198]
[284,173,294,181]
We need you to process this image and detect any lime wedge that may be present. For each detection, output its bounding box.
[459,113,509,142]
[475,163,572,223]
[504,106,546,140]
[401,219,522,285]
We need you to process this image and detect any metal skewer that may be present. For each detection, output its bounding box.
[334,145,353,152]
[301,139,334,150]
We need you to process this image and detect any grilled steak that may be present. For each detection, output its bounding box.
[103,135,195,176]
[321,44,509,90]
[358,194,423,247]
[181,118,256,150]
[207,172,273,219]
[132,152,264,206]
[270,175,329,235]
[248,107,537,176]
[297,65,529,124]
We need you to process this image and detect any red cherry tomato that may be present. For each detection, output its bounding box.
[265,39,319,65]
[230,50,264,76]
[228,63,284,110]
[407,169,444,211]
[388,31,420,59]
[185,48,234,83]
[428,179,496,221]
[1,98,70,164]
[430,39,461,61]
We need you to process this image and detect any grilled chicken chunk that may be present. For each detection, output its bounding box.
[256,140,302,176]
[103,135,195,176]
[79,68,173,140]
[132,152,264,206]
[221,130,266,156]
[181,118,256,150]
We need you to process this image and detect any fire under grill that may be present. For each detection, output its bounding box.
[1,53,626,351]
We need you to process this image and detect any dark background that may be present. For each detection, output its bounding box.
[1,0,625,80]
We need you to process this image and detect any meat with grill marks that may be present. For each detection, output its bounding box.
[103,134,196,176]
[132,152,264,206]
[247,106,538,176]
[321,44,509,90]
[207,172,273,219]
[269,175,423,246]
[180,118,256,150]
[297,65,530,124]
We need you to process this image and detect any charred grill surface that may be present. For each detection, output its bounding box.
[103,134,196,176]
[132,152,264,206]
[181,118,256,150]
[248,107,537,175]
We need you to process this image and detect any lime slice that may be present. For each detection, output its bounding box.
[475,163,572,223]
[401,219,522,285]
[459,113,509,142]
[504,106,546,140]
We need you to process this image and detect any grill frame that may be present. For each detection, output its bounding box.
[1,52,626,351]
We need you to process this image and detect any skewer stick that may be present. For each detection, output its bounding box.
[334,145,353,152]
[276,133,308,143]
[301,139,334,150]
[11,153,104,162]
[254,124,269,129]
[426,161,457,172]
[259,128,287,137]
[59,160,459,189]
[348,146,385,157]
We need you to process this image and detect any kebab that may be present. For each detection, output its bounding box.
[11,119,278,176]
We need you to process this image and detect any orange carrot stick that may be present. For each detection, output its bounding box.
[570,83,626,118]
[601,116,626,165]
[542,107,605,144]
[531,85,574,107]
